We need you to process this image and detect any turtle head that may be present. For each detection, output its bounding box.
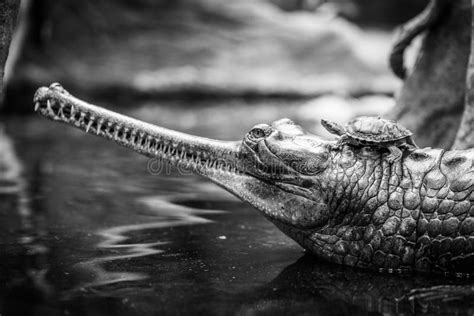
[321,119,345,136]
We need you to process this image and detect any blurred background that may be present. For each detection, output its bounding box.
[3,0,430,114]
[5,1,473,315]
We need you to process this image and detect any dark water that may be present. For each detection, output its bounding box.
[1,103,474,315]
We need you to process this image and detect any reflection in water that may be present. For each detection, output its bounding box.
[0,127,24,193]
[239,255,474,315]
[0,126,54,314]
[73,195,224,289]
[407,284,474,305]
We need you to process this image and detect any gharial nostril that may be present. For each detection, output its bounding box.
[49,82,65,92]
[33,87,49,103]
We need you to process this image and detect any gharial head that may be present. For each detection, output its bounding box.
[240,118,331,182]
[234,118,336,231]
[33,83,344,248]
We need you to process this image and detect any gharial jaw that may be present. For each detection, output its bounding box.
[33,83,324,234]
[33,83,241,176]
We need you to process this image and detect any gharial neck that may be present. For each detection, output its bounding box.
[321,147,397,218]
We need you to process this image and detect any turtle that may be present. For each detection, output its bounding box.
[321,116,418,163]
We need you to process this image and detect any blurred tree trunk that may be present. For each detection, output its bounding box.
[0,0,20,104]
[453,4,474,150]
[390,0,471,149]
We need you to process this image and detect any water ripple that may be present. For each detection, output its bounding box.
[74,194,224,289]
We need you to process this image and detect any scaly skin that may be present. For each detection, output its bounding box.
[276,147,474,274]
[34,83,474,275]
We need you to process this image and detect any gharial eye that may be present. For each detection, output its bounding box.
[247,124,272,141]
[250,128,266,139]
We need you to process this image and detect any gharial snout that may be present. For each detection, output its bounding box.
[33,82,66,102]
[33,83,69,114]
[33,86,49,104]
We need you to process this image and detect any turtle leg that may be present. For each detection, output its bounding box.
[405,136,418,148]
[399,143,417,153]
[389,0,447,79]
[397,138,418,154]
[386,146,403,163]
[335,135,350,148]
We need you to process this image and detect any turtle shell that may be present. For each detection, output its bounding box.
[345,116,412,143]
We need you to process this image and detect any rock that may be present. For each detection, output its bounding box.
[391,0,471,149]
[0,0,20,106]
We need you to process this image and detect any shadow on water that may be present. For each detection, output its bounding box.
[1,110,474,315]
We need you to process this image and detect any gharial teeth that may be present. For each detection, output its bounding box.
[106,122,114,135]
[58,105,64,118]
[145,136,152,148]
[96,119,104,135]
[122,128,129,141]
[47,100,52,114]
[86,120,93,132]
[114,127,120,140]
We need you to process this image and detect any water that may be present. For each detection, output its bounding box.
[1,101,474,315]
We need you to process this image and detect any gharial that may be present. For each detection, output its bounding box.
[34,83,474,276]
